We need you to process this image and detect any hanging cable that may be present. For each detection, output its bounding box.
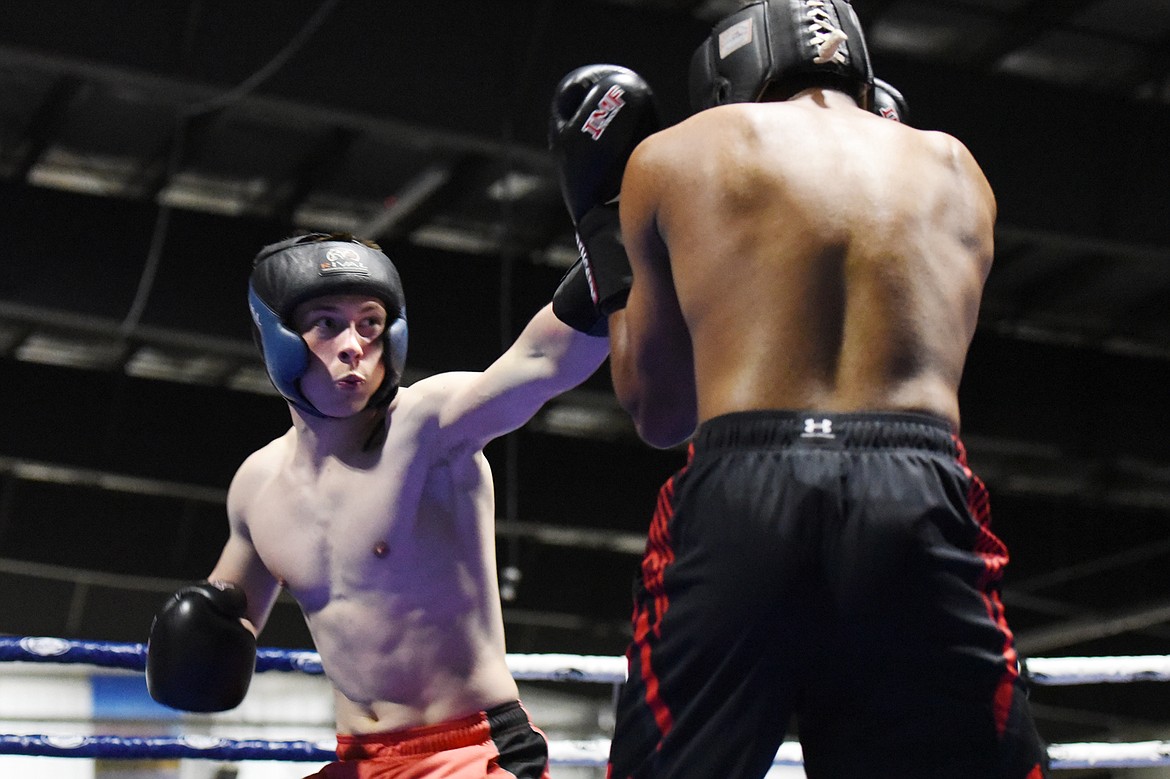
[497,0,556,601]
[118,0,343,337]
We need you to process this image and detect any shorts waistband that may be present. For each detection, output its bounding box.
[485,700,530,732]
[693,410,959,456]
[335,701,526,759]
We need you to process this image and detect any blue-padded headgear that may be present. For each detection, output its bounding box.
[688,0,873,112]
[247,233,408,417]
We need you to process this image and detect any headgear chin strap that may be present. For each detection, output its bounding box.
[247,233,408,418]
[688,0,873,113]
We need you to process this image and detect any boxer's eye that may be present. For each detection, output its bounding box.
[357,317,385,339]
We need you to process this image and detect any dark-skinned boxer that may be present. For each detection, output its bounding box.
[550,1,1048,776]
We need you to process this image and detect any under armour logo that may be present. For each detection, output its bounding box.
[801,418,835,439]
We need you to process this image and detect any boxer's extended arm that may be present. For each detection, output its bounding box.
[609,137,697,449]
[435,303,610,451]
[549,64,659,335]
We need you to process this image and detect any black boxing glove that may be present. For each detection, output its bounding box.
[146,582,256,712]
[549,64,659,333]
[552,258,607,338]
[551,203,633,337]
[873,77,909,124]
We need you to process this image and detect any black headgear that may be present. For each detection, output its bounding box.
[247,233,408,417]
[688,0,873,112]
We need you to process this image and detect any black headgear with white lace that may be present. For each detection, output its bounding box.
[688,0,873,112]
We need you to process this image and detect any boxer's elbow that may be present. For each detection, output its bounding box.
[636,414,695,450]
[622,391,696,450]
[611,329,697,448]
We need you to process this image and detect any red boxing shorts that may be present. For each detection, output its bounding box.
[307,701,550,779]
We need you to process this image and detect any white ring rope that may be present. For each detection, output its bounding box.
[505,653,628,684]
[1047,741,1170,769]
[1,637,1169,769]
[6,636,1170,686]
[1024,654,1170,685]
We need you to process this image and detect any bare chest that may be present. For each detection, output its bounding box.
[246,448,494,613]
[253,464,394,585]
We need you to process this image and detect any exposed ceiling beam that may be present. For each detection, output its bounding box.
[967,0,1107,69]
[0,454,646,556]
[356,162,457,243]
[1009,536,1170,597]
[0,46,552,169]
[5,298,1170,499]
[1115,30,1170,99]
[1016,599,1170,654]
[10,74,82,181]
[273,125,360,225]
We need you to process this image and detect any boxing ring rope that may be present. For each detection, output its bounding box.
[2,636,1170,770]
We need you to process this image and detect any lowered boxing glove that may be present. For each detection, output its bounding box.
[146,582,256,712]
[548,64,659,333]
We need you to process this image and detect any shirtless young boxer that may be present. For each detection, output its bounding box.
[549,1,1049,776]
[145,232,609,778]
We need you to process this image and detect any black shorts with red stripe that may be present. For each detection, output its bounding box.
[607,410,1049,779]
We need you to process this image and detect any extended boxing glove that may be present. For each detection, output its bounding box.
[146,581,256,712]
[873,77,908,124]
[548,64,659,334]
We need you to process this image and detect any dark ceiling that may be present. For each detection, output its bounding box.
[2,0,1170,761]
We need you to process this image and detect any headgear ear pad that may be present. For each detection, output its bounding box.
[248,234,408,417]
